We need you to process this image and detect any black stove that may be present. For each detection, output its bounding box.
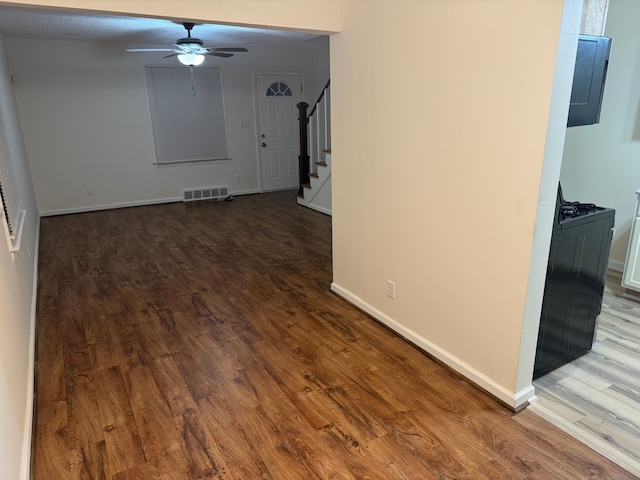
[535,182,615,379]
[554,184,614,229]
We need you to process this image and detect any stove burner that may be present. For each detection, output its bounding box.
[560,201,598,219]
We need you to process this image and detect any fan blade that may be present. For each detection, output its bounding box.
[206,52,234,58]
[212,47,248,53]
[162,53,179,58]
[126,48,174,52]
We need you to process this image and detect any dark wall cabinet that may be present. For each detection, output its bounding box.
[567,34,611,127]
[534,208,614,379]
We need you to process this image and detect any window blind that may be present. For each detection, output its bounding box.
[0,107,19,238]
[145,66,230,165]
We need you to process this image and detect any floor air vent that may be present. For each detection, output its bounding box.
[182,186,229,202]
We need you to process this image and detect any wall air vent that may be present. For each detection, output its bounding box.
[182,186,229,202]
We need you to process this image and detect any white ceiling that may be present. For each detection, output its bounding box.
[0,4,329,51]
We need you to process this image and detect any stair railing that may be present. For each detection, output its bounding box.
[297,80,330,196]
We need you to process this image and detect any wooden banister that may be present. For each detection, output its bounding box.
[297,101,310,197]
[297,80,330,197]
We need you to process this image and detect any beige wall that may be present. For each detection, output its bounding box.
[330,0,569,407]
[0,0,340,33]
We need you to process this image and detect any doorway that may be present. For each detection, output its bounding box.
[254,73,304,192]
[529,0,640,474]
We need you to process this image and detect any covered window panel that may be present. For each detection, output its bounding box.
[0,107,19,239]
[145,66,230,164]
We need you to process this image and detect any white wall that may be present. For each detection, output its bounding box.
[330,0,568,409]
[5,37,328,214]
[312,41,330,102]
[0,35,40,480]
[561,0,640,269]
[0,2,335,478]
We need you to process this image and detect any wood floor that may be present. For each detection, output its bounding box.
[32,190,634,479]
[531,272,640,477]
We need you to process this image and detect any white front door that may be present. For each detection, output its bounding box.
[255,74,303,191]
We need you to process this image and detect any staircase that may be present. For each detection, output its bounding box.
[299,150,332,215]
[297,81,331,215]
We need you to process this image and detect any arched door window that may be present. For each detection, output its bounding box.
[266,82,293,97]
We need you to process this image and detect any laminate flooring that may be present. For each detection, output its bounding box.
[531,272,640,477]
[32,190,634,479]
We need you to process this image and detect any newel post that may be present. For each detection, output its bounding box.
[297,101,310,197]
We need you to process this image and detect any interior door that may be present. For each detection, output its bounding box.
[255,74,303,191]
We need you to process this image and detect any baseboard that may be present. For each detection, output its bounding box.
[300,202,332,216]
[39,190,267,217]
[330,282,536,411]
[40,196,182,217]
[230,188,262,196]
[21,215,40,480]
[608,259,624,273]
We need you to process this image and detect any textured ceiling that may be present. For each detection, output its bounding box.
[0,4,329,50]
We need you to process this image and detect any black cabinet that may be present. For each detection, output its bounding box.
[567,35,611,127]
[534,207,614,379]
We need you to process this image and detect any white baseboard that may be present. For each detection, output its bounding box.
[21,215,40,480]
[608,259,624,273]
[40,196,182,217]
[39,190,266,217]
[230,188,261,196]
[300,202,332,216]
[330,282,536,411]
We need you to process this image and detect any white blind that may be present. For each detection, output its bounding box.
[145,66,230,164]
[0,107,19,238]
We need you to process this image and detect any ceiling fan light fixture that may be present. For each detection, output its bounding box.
[177,53,205,66]
[126,23,247,64]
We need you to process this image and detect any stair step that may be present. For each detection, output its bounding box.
[302,183,311,189]
[309,173,319,179]
[315,162,327,167]
[323,149,332,154]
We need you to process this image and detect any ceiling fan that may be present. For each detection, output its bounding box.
[126,22,248,66]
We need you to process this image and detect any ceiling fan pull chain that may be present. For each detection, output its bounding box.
[190,66,196,96]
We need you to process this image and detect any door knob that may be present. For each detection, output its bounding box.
[261,143,267,147]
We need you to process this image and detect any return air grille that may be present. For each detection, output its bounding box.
[182,186,229,202]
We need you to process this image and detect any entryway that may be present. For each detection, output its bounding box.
[254,73,303,192]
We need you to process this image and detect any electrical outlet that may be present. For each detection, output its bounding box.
[235,174,241,184]
[86,187,93,196]
[387,280,395,299]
